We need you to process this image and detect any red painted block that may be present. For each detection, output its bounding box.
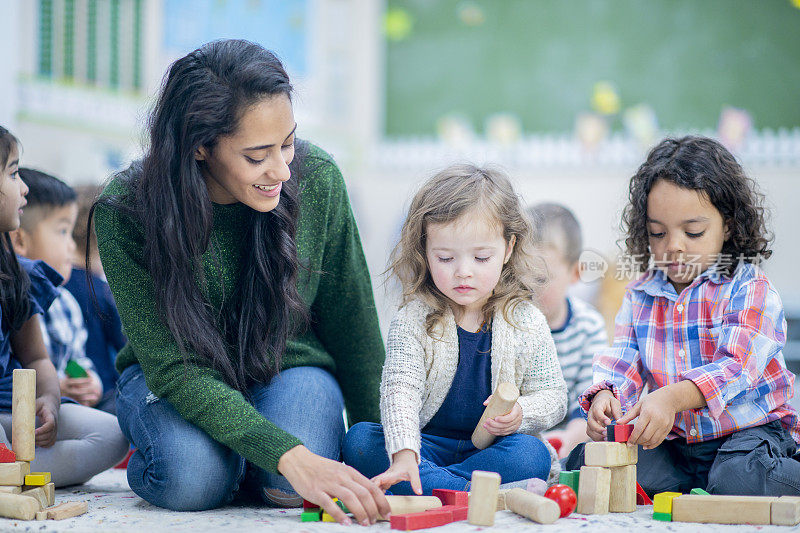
[636,482,653,505]
[614,424,634,442]
[0,444,16,463]
[432,488,469,507]
[438,505,468,521]
[303,499,319,510]
[390,508,454,530]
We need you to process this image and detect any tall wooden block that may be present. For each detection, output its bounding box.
[584,441,638,467]
[505,488,560,525]
[472,383,519,449]
[0,461,30,486]
[468,470,500,526]
[772,496,800,526]
[577,466,610,515]
[12,369,36,462]
[0,493,40,520]
[44,482,55,506]
[671,494,775,525]
[609,465,636,513]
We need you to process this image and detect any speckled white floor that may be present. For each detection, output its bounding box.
[0,469,793,532]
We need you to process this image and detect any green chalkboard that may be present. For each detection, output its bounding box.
[385,0,800,136]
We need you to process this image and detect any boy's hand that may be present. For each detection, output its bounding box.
[34,396,59,447]
[371,449,422,495]
[482,399,522,436]
[586,389,622,441]
[617,387,677,449]
[60,376,102,407]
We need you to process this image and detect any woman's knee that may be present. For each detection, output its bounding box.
[127,430,242,511]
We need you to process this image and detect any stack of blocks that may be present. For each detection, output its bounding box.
[0,369,88,521]
[652,489,800,526]
[577,424,638,515]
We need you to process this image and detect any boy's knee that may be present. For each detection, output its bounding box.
[342,422,381,462]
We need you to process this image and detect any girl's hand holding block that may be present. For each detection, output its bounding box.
[586,390,622,441]
[371,449,422,495]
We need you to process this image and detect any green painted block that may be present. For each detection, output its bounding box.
[690,488,710,495]
[335,499,349,513]
[653,511,672,522]
[301,509,323,522]
[558,469,580,493]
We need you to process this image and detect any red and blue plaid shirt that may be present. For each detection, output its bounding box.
[579,262,800,444]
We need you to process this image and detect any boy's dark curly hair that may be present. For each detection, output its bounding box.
[621,136,772,275]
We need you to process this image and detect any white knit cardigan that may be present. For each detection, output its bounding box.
[380,298,569,484]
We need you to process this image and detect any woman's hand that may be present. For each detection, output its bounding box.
[482,399,523,436]
[371,449,422,495]
[278,445,390,526]
[60,375,102,407]
[34,396,59,447]
[586,390,621,441]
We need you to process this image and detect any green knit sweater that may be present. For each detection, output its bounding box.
[95,143,385,474]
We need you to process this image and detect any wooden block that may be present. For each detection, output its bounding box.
[25,472,51,486]
[321,511,336,522]
[438,505,468,521]
[302,499,318,509]
[471,383,519,449]
[505,488,560,525]
[611,424,634,442]
[21,486,47,509]
[635,482,652,505]
[0,493,40,520]
[467,470,500,526]
[0,444,16,463]
[0,460,30,485]
[45,500,88,520]
[576,466,610,515]
[35,510,48,520]
[496,489,509,511]
[390,508,453,530]
[690,488,710,495]
[44,482,55,506]
[671,494,775,525]
[12,369,36,462]
[380,495,442,520]
[609,465,636,513]
[558,470,580,494]
[0,486,21,494]
[653,511,671,521]
[432,488,468,507]
[772,496,800,526]
[584,441,638,467]
[301,508,322,522]
[652,492,682,514]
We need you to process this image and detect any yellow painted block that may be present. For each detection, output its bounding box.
[321,512,336,522]
[653,492,682,514]
[24,472,51,486]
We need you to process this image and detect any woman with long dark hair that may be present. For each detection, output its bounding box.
[93,40,389,524]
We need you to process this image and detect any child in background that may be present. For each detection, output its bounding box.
[527,202,608,459]
[11,169,103,409]
[566,136,800,496]
[343,164,567,495]
[64,185,126,414]
[0,126,128,486]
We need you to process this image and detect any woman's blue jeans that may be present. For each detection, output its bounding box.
[343,422,550,495]
[116,364,345,511]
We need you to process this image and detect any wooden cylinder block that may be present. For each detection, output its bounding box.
[505,488,560,524]
[471,382,519,449]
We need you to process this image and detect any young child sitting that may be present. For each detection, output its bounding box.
[0,126,128,486]
[343,164,568,495]
[566,136,800,496]
[11,169,103,408]
[64,185,126,414]
[527,202,608,459]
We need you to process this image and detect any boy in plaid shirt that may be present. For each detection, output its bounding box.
[566,137,800,496]
[11,168,103,407]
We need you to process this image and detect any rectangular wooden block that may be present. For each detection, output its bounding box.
[46,500,88,520]
[609,465,636,513]
[44,482,54,507]
[558,470,579,494]
[0,493,40,520]
[771,496,800,526]
[390,508,453,530]
[21,486,48,509]
[24,472,51,486]
[0,486,21,494]
[300,509,322,522]
[0,461,30,486]
[321,511,336,522]
[653,492,681,514]
[12,369,36,462]
[432,488,468,507]
[584,441,638,467]
[577,466,610,515]
[438,505,468,521]
[468,470,500,526]
[672,494,775,525]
